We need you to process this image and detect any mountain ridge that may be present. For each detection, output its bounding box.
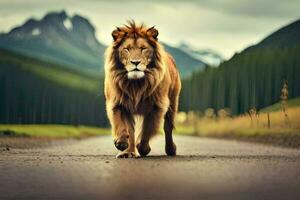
[0,10,105,74]
[243,19,300,53]
[0,10,206,77]
[178,42,223,67]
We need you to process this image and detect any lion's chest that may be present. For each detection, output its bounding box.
[122,97,154,115]
[135,100,155,114]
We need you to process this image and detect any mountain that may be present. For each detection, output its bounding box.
[180,19,300,115]
[163,43,206,77]
[0,10,206,77]
[178,43,223,67]
[247,19,300,51]
[0,10,106,75]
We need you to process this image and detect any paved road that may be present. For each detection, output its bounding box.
[1,135,300,200]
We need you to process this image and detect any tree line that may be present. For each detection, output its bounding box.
[179,46,300,115]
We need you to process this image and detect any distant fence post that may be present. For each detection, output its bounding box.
[248,107,257,128]
[280,80,290,127]
[267,112,270,129]
[193,112,198,136]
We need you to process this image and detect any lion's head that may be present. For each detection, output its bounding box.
[106,21,164,80]
[105,21,167,106]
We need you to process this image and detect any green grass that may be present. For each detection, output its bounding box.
[0,124,110,138]
[260,97,300,113]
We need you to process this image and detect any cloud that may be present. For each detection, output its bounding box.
[194,0,300,19]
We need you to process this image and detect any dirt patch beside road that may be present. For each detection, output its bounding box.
[0,137,79,150]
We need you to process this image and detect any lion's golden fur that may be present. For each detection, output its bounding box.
[104,21,181,157]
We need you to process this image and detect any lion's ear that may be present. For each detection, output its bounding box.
[147,26,159,40]
[112,28,120,41]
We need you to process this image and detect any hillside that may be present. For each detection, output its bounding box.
[0,48,107,126]
[163,43,206,77]
[260,97,300,113]
[247,19,300,50]
[0,48,101,92]
[180,19,300,115]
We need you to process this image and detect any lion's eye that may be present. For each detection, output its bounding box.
[141,47,147,50]
[123,48,129,53]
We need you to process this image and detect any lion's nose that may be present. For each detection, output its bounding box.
[131,60,141,66]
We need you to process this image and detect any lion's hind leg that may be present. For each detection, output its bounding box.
[136,107,164,157]
[164,108,177,156]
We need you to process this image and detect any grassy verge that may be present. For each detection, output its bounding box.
[195,107,300,147]
[0,125,110,139]
[175,102,300,148]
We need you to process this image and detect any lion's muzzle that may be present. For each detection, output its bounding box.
[127,65,145,79]
[127,70,145,79]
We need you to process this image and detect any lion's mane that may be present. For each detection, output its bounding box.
[104,21,169,111]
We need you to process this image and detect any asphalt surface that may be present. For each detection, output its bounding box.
[1,135,300,200]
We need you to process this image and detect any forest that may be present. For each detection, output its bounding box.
[180,45,300,115]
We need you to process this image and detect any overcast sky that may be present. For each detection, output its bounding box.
[0,0,299,59]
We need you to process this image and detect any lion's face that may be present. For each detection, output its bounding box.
[118,37,154,79]
[110,22,159,80]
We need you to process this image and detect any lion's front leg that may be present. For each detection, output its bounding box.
[116,128,137,158]
[107,103,134,152]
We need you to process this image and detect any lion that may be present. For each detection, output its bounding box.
[104,21,181,158]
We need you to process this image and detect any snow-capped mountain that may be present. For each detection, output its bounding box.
[0,10,106,74]
[179,43,224,67]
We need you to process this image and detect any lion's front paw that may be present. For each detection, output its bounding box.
[114,134,129,151]
[116,151,137,158]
